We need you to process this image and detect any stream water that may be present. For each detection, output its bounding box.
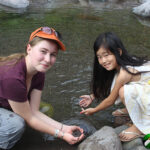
[0,0,150,149]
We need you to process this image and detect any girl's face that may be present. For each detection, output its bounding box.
[27,39,58,73]
[96,46,120,71]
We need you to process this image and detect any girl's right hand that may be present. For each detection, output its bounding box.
[63,132,84,145]
[79,95,93,108]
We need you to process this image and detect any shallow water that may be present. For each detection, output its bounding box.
[0,0,150,149]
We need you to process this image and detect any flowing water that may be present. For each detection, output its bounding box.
[0,0,150,149]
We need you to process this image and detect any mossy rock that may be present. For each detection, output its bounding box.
[40,102,54,117]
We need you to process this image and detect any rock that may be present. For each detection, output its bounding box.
[135,16,150,27]
[40,102,54,117]
[113,116,131,127]
[43,118,96,141]
[132,0,150,17]
[78,126,122,150]
[62,118,96,138]
[122,138,146,150]
[0,0,29,8]
[135,146,148,150]
[115,124,128,135]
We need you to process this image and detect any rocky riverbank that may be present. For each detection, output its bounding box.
[78,125,147,150]
[0,0,150,27]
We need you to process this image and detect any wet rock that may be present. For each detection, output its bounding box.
[62,118,96,138]
[122,138,147,150]
[0,0,29,8]
[78,126,122,150]
[135,16,150,27]
[113,116,131,127]
[73,129,82,137]
[78,125,147,150]
[40,102,54,117]
[43,118,96,141]
[114,124,128,134]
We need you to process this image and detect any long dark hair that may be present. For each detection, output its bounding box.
[92,32,148,100]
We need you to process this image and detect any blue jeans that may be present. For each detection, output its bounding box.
[0,108,25,149]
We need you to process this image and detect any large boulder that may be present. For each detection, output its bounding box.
[0,0,29,8]
[78,126,122,150]
[132,0,150,17]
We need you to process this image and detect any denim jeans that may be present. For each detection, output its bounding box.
[0,108,25,149]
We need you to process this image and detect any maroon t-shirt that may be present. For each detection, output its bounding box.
[0,58,45,110]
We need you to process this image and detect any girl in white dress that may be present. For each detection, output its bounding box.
[79,32,150,142]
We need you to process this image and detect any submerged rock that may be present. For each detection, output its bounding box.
[0,0,29,8]
[40,102,54,117]
[135,16,150,27]
[62,118,96,138]
[43,118,96,141]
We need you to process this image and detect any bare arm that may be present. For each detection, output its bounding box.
[29,89,84,143]
[8,92,84,144]
[29,89,63,130]
[8,100,57,136]
[81,68,132,115]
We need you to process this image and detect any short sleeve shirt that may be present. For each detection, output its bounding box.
[0,58,45,110]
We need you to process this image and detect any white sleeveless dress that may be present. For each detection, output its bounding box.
[124,62,150,134]
[111,62,150,134]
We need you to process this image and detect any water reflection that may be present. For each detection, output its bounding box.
[0,1,150,150]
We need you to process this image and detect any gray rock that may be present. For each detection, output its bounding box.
[135,16,150,27]
[78,126,122,150]
[44,118,96,141]
[132,0,150,17]
[134,146,147,150]
[113,116,131,127]
[0,0,29,8]
[122,138,144,150]
[115,125,128,135]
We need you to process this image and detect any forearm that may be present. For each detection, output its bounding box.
[26,114,64,138]
[27,114,55,134]
[33,110,66,131]
[8,100,64,138]
[94,99,114,113]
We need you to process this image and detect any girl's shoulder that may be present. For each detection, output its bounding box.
[116,68,132,84]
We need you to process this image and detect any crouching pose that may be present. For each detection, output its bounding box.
[80,32,150,142]
[0,26,84,149]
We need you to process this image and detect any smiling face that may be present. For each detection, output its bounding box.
[96,46,120,71]
[26,39,58,73]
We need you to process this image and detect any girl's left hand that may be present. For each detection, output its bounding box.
[80,108,95,115]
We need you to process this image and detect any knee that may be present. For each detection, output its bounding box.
[119,87,124,101]
[11,115,25,135]
[0,115,25,149]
